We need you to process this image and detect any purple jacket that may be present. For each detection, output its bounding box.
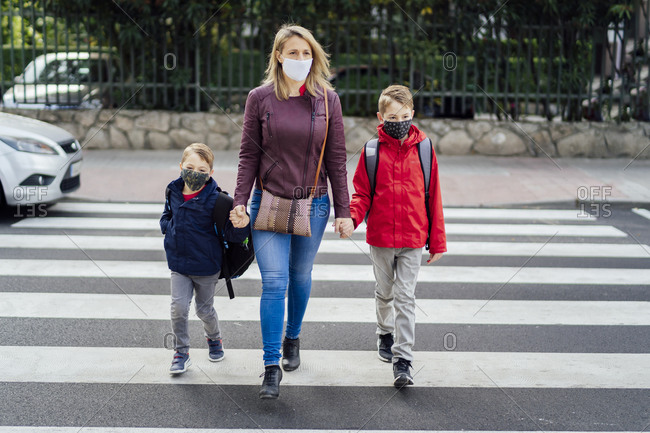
[233,84,351,218]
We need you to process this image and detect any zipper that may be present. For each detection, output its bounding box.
[302,100,316,196]
[266,112,272,137]
[262,160,279,184]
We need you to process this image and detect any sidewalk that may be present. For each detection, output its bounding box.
[69,149,650,206]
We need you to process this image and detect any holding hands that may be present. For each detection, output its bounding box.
[334,217,354,239]
[230,205,250,228]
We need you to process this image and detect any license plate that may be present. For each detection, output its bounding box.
[69,161,82,177]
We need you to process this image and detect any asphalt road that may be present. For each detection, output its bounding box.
[0,200,648,432]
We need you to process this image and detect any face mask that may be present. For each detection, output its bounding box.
[281,57,313,81]
[383,119,412,140]
[181,168,209,192]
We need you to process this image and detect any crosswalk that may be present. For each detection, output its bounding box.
[1,201,649,431]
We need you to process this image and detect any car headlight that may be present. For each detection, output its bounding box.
[0,136,58,155]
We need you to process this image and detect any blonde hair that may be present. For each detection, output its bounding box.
[263,24,333,100]
[378,84,414,114]
[181,143,214,169]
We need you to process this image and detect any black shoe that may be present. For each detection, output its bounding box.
[259,365,283,399]
[281,337,300,371]
[377,333,394,363]
[393,358,414,388]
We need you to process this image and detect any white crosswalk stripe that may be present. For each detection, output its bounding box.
[2,201,649,430]
[2,293,647,325]
[2,346,648,388]
[12,217,625,237]
[5,235,650,258]
[1,259,648,284]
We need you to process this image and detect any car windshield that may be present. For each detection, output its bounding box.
[20,57,116,84]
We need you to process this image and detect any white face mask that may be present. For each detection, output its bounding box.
[281,57,313,82]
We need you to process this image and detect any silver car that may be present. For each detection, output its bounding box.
[0,112,82,206]
[2,52,119,109]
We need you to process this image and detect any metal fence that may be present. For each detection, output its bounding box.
[1,2,650,122]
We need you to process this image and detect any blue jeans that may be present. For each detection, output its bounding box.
[250,189,330,366]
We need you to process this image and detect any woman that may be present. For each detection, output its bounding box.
[230,24,353,399]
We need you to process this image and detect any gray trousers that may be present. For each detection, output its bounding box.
[369,246,422,362]
[170,271,221,353]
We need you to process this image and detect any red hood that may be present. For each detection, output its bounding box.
[376,122,427,148]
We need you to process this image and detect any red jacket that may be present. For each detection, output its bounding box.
[350,123,447,253]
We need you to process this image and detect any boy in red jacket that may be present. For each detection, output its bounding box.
[349,85,447,387]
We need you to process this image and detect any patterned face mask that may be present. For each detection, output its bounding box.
[383,119,412,140]
[181,168,209,191]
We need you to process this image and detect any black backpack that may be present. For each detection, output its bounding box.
[165,187,255,299]
[364,137,433,249]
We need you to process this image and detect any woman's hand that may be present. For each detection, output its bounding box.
[334,217,354,239]
[427,252,443,264]
[230,205,250,228]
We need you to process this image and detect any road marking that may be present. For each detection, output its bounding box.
[49,202,163,215]
[318,240,650,258]
[441,208,597,221]
[1,346,648,388]
[11,217,160,230]
[10,217,626,237]
[51,203,597,220]
[0,234,164,250]
[355,223,625,237]
[2,235,648,258]
[0,260,648,285]
[632,208,650,221]
[1,293,648,325]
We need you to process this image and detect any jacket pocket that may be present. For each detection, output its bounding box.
[261,160,279,185]
[264,111,273,138]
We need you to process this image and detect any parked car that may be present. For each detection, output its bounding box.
[0,112,82,207]
[328,65,474,119]
[1,52,120,109]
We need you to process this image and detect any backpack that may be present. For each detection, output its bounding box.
[165,187,255,299]
[364,137,433,249]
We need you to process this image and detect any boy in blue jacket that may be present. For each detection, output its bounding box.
[160,143,250,374]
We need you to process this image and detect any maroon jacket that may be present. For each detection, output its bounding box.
[234,84,351,218]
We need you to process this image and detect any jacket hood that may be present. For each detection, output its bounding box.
[376,122,427,149]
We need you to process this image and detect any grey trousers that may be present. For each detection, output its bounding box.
[369,246,422,362]
[170,271,221,353]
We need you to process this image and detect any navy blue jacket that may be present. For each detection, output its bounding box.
[160,177,249,276]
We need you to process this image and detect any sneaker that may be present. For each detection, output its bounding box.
[393,358,414,387]
[169,351,191,374]
[207,338,225,362]
[377,333,394,362]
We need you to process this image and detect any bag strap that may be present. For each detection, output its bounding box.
[364,139,379,198]
[212,188,235,299]
[310,87,328,197]
[363,138,379,223]
[417,138,433,250]
[259,88,329,197]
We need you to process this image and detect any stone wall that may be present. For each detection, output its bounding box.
[3,108,650,158]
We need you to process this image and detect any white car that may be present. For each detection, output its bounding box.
[0,112,82,206]
[2,52,119,109]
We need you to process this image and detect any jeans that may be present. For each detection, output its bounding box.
[170,271,221,353]
[250,189,330,366]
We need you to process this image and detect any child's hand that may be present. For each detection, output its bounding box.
[427,252,443,264]
[230,205,249,228]
[334,217,354,238]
